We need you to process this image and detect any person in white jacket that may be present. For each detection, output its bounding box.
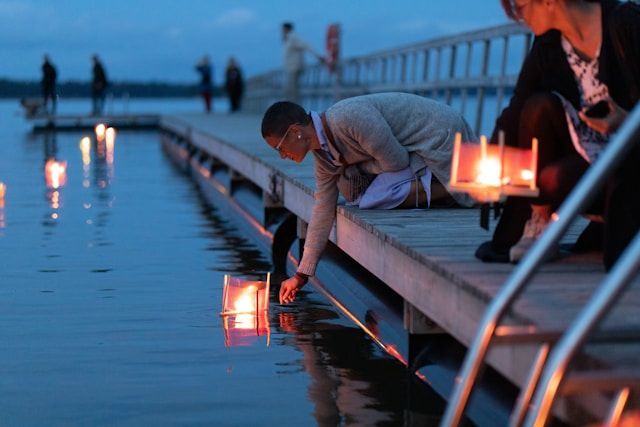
[282,22,323,103]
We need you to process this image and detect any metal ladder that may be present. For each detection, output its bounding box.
[441,102,640,427]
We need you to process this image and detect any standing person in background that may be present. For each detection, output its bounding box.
[41,54,57,115]
[91,55,108,116]
[225,57,244,112]
[281,22,324,103]
[195,56,213,113]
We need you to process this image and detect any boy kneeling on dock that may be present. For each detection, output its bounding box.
[261,92,476,304]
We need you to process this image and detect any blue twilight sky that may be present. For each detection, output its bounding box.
[0,0,509,83]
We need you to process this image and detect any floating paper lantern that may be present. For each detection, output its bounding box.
[220,273,271,347]
[449,132,539,203]
[95,123,106,142]
[221,273,270,315]
[44,159,67,190]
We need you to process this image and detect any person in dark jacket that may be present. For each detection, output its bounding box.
[475,0,640,270]
[91,55,108,116]
[195,56,213,113]
[224,57,244,112]
[41,54,57,114]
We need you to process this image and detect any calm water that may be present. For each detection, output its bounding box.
[0,99,442,426]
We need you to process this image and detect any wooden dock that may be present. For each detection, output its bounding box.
[30,113,159,132]
[159,112,640,423]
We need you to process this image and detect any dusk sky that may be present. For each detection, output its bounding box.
[0,0,509,83]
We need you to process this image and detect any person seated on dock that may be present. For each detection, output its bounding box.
[261,92,476,304]
[475,0,640,269]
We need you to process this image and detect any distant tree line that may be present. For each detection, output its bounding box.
[0,79,226,98]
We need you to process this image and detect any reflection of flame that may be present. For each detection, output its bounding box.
[0,182,6,200]
[105,127,116,165]
[50,190,60,209]
[475,157,502,187]
[44,160,67,189]
[79,136,91,167]
[223,311,270,347]
[95,123,106,142]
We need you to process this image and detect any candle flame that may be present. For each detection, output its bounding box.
[80,137,92,167]
[45,160,67,189]
[233,285,257,313]
[105,127,116,165]
[95,123,106,142]
[475,157,502,187]
[521,169,534,181]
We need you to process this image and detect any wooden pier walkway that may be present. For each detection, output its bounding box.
[160,112,640,422]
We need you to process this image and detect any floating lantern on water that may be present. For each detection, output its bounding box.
[95,123,106,142]
[44,159,67,190]
[448,132,539,203]
[221,273,270,315]
[105,127,116,165]
[79,136,92,167]
[221,273,271,347]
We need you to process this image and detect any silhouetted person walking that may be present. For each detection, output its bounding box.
[41,54,57,114]
[225,57,244,112]
[195,56,213,113]
[91,55,108,116]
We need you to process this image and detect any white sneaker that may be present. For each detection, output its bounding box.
[509,210,551,263]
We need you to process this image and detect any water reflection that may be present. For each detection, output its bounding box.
[223,312,270,347]
[177,166,445,424]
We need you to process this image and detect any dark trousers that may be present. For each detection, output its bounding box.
[490,93,640,270]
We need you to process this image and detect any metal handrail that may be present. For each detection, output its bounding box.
[244,23,531,136]
[524,230,640,425]
[441,103,640,426]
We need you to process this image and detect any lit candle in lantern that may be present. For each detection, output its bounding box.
[448,133,539,203]
[44,159,68,189]
[221,273,270,315]
[220,273,271,347]
[95,123,106,142]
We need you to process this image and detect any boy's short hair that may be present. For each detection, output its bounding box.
[261,101,310,138]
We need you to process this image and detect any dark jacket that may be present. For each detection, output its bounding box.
[42,61,57,92]
[225,66,244,97]
[493,0,640,145]
[92,62,108,94]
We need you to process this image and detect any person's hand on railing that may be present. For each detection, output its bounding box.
[579,96,628,135]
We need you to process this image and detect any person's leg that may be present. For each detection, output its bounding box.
[603,142,640,270]
[202,92,211,112]
[479,93,574,262]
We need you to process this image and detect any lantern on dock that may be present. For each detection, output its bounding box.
[220,273,271,347]
[448,132,539,203]
[95,123,107,142]
[44,159,67,190]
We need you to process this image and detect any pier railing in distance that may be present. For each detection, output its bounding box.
[245,23,531,136]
